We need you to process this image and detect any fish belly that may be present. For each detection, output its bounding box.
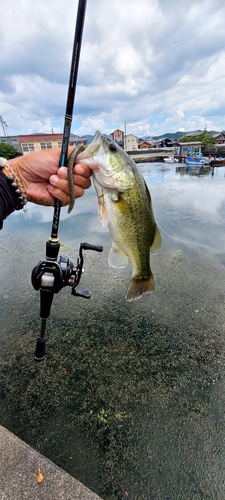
[104,185,156,301]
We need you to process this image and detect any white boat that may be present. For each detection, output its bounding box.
[201,156,211,165]
[164,156,179,163]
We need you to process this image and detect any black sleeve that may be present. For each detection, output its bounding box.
[0,171,19,229]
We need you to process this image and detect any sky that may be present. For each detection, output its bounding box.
[1,0,225,138]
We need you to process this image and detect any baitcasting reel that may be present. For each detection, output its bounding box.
[31,241,103,361]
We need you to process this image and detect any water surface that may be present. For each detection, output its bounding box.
[1,163,225,499]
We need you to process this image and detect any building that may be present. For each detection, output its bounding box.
[151,137,178,148]
[178,141,202,156]
[124,133,139,151]
[138,139,151,149]
[180,130,202,139]
[68,134,88,146]
[18,133,87,154]
[213,133,225,145]
[144,137,154,146]
[110,129,124,142]
[0,135,22,154]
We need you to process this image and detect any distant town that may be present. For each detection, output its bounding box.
[0,123,225,160]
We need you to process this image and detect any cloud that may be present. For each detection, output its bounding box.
[1,0,225,137]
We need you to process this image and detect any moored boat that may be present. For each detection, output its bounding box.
[186,156,203,166]
[164,156,179,163]
[186,155,211,166]
[212,157,225,165]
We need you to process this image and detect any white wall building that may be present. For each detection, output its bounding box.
[124,133,139,151]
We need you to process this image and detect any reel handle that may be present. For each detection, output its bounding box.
[82,243,103,252]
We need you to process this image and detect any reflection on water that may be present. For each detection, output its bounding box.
[2,163,225,255]
[1,163,225,499]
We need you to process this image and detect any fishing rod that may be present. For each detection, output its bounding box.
[31,0,103,361]
[50,0,86,242]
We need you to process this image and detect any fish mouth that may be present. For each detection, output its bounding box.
[93,130,102,143]
[76,131,102,164]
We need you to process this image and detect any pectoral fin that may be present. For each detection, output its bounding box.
[98,192,119,226]
[150,225,162,253]
[108,243,129,268]
[93,178,109,226]
[98,195,110,227]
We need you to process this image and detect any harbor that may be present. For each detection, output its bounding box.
[128,148,225,165]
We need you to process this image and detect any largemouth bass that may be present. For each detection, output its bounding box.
[69,131,162,301]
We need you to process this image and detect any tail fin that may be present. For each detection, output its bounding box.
[125,273,155,302]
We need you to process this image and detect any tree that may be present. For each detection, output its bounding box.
[0,142,22,159]
[200,131,217,148]
[181,131,216,149]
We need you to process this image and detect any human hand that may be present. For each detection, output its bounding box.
[8,147,92,207]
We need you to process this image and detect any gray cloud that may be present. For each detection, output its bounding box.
[1,0,225,136]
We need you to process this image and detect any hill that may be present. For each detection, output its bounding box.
[149,130,221,140]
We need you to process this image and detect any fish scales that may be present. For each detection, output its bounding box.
[68,131,162,301]
[106,176,154,277]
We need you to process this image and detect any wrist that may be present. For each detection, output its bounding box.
[0,157,27,209]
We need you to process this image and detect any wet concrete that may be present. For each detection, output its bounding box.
[0,425,103,500]
[0,164,225,499]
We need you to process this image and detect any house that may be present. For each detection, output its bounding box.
[110,129,124,142]
[151,137,178,148]
[178,141,202,156]
[213,133,225,144]
[69,134,88,146]
[144,137,154,146]
[0,135,22,154]
[180,130,202,139]
[18,133,87,154]
[162,137,176,147]
[124,133,139,151]
[138,140,151,149]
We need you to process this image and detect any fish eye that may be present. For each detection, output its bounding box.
[109,143,117,152]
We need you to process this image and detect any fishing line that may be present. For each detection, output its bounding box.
[157,222,225,253]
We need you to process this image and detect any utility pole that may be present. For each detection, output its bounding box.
[124,123,127,150]
[0,116,8,136]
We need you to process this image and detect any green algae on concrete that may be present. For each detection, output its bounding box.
[1,233,225,499]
